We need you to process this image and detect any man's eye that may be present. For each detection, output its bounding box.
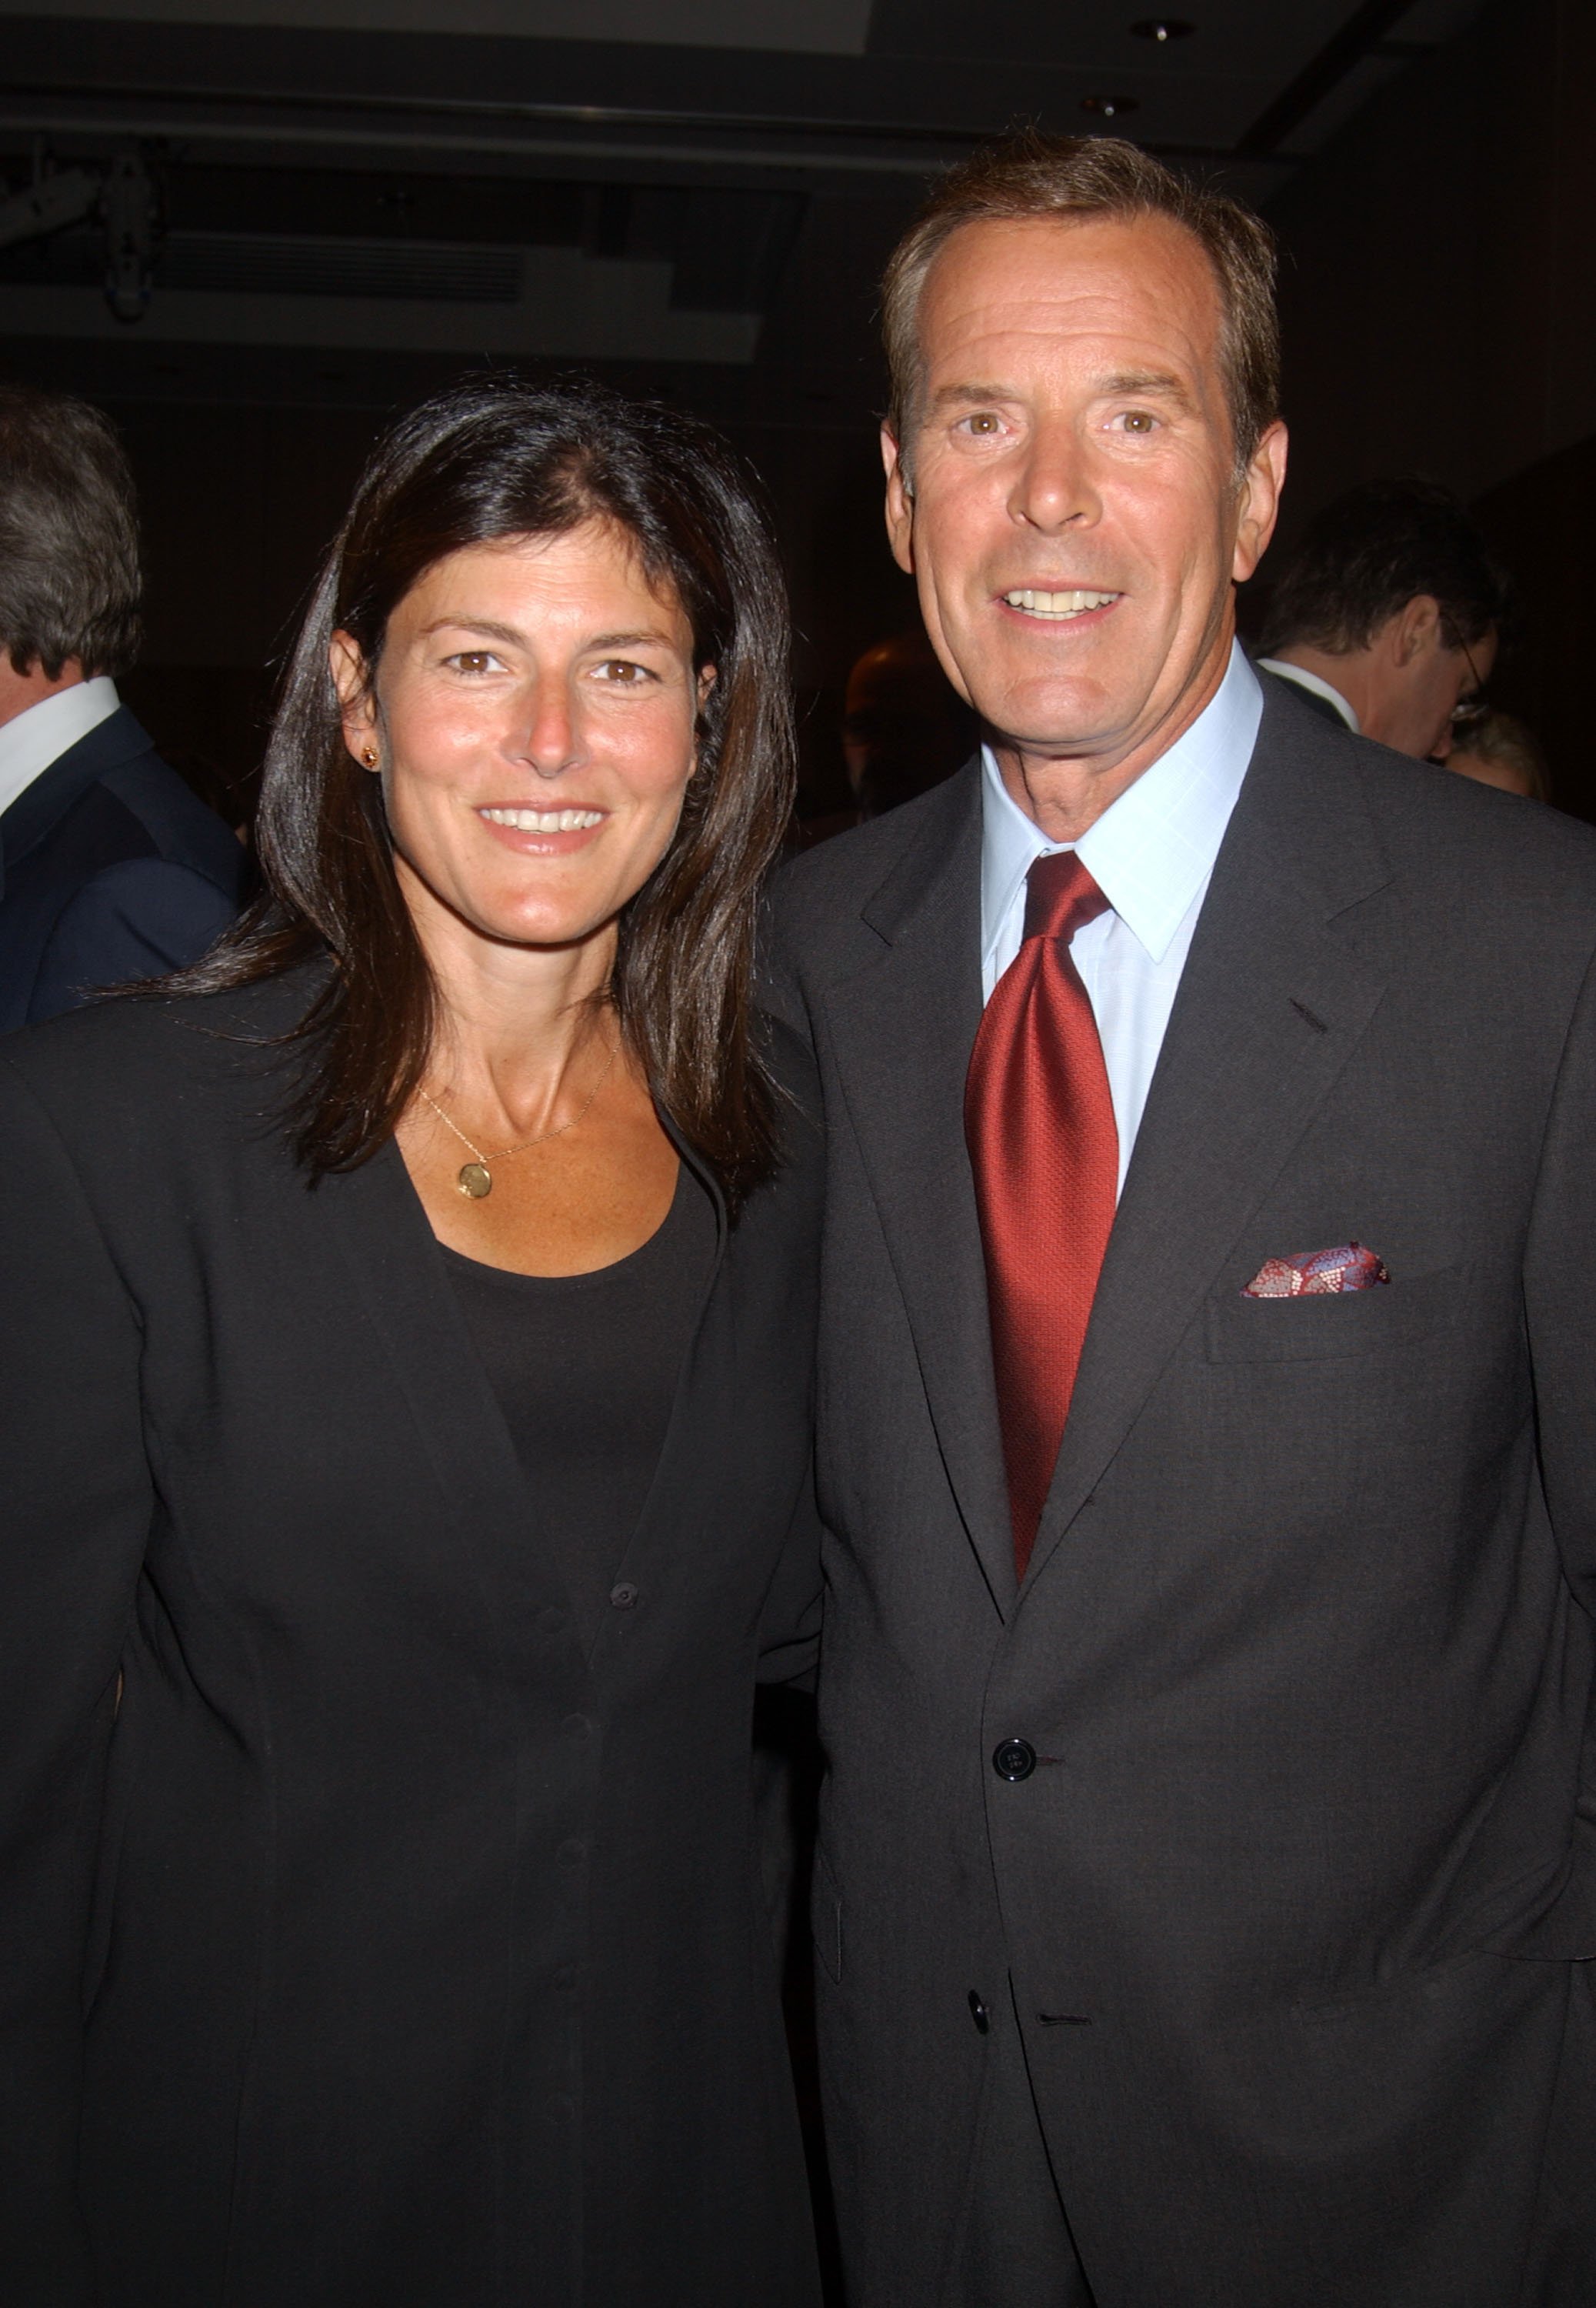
[958,412,1004,435]
[597,659,651,683]
[448,651,498,674]
[1115,411,1158,433]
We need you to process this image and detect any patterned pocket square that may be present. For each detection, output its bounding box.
[1241,1242,1391,1298]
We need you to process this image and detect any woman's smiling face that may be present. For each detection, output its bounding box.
[334,518,709,957]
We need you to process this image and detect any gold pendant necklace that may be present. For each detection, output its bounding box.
[419,1036,618,1199]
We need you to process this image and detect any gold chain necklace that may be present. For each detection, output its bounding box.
[419,1036,618,1199]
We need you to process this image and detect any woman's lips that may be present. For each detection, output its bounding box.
[475,804,608,854]
[480,805,605,832]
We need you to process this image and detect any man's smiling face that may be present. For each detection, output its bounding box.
[884,210,1285,801]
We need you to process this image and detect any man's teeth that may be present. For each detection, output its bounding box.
[1003,589,1118,616]
[480,807,604,832]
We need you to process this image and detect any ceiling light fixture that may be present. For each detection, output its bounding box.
[1131,18,1195,39]
[1081,95,1141,118]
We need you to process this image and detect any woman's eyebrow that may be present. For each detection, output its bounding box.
[418,618,678,649]
[418,615,525,645]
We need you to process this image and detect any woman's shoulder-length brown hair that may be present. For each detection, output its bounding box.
[174,374,795,1212]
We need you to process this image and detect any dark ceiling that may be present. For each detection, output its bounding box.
[0,1,1497,807]
[0,1,1489,396]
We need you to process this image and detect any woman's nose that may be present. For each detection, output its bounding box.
[518,682,584,779]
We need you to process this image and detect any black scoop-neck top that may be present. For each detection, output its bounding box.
[439,1161,718,1646]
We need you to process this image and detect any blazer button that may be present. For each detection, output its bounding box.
[968,1990,991,2035]
[609,1583,638,1609]
[992,1738,1037,1782]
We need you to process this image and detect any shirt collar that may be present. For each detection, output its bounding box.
[980,639,1262,971]
[0,675,121,820]
[1254,657,1360,733]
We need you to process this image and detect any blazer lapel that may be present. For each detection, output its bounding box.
[1026,705,1394,1587]
[326,1139,598,1666]
[822,766,1016,1612]
[600,1130,727,1645]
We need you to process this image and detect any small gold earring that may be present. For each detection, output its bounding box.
[360,746,378,769]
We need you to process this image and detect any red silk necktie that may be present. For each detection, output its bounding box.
[965,852,1119,1578]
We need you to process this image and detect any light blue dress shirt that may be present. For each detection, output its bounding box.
[979,641,1263,1196]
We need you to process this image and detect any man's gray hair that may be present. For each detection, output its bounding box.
[881,132,1280,485]
[0,384,142,679]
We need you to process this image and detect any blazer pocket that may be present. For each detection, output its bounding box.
[811,1843,843,1985]
[1204,1262,1470,1364]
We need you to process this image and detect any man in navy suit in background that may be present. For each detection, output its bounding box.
[0,383,245,1031]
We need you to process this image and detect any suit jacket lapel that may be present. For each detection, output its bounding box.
[326,1138,599,1668]
[822,765,1017,1612]
[330,1110,729,1666]
[0,709,153,899]
[601,1129,727,1642]
[1025,703,1393,1587]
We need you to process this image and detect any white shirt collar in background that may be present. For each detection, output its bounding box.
[0,675,122,822]
[1254,656,1359,733]
[980,639,1263,992]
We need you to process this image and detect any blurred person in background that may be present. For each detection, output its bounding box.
[1448,704,1551,799]
[842,627,977,819]
[0,383,245,1029]
[0,378,823,2308]
[1256,475,1507,761]
[794,628,975,847]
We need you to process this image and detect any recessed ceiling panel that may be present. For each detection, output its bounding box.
[866,0,1365,73]
[15,0,875,53]
[0,242,763,358]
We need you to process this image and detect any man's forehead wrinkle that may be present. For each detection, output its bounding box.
[921,345,1208,414]
[918,222,1225,401]
[923,305,1211,382]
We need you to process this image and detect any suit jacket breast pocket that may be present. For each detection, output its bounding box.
[1204,1262,1471,1364]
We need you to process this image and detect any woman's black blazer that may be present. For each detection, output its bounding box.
[0,972,824,2308]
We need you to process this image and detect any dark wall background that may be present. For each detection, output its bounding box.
[3,0,1588,818]
[1264,0,1596,814]
[8,159,924,827]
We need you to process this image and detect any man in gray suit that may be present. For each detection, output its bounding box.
[769,135,1596,2306]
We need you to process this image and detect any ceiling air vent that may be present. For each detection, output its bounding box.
[158,232,523,304]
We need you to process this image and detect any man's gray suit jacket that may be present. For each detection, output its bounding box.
[767,680,1596,2308]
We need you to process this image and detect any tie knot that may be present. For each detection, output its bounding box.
[1022,850,1110,945]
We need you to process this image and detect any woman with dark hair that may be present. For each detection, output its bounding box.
[0,378,822,2306]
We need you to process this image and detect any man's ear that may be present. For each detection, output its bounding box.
[1391,594,1442,667]
[329,631,378,767]
[882,423,915,577]
[1231,420,1288,583]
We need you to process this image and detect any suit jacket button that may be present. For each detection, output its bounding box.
[992,1738,1036,1781]
[609,1583,638,1609]
[968,1990,991,2034]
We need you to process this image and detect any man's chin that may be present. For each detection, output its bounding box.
[981,700,1136,766]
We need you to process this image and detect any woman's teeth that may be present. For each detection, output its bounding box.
[480,808,604,832]
[1003,589,1119,617]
